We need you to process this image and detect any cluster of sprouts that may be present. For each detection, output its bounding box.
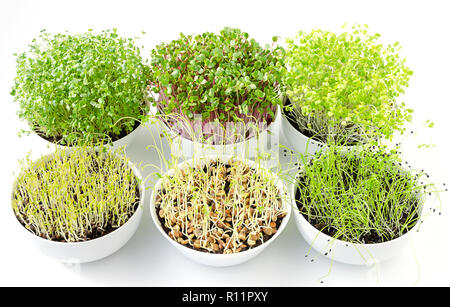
[293,146,439,244]
[11,29,150,146]
[12,146,140,242]
[282,24,414,145]
[155,158,287,254]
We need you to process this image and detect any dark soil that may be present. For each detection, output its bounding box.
[156,161,285,254]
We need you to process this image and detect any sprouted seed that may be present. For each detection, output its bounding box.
[155,159,287,254]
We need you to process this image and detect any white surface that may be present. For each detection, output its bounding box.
[1,0,449,286]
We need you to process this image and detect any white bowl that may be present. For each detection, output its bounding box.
[34,119,145,151]
[149,155,292,267]
[161,106,280,159]
[291,172,424,266]
[11,150,145,263]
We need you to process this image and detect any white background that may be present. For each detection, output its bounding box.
[1,0,449,286]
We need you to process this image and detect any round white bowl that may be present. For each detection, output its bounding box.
[11,150,145,263]
[291,172,424,266]
[149,155,292,267]
[161,106,280,159]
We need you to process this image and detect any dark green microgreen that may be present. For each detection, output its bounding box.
[11,29,151,146]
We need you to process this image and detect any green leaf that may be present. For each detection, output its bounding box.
[283,24,414,141]
[11,29,150,145]
[148,27,284,128]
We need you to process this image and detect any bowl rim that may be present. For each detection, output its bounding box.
[280,97,371,150]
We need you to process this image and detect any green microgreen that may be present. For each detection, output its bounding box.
[11,29,151,146]
[149,27,285,144]
[283,24,414,145]
[293,145,435,244]
[11,145,140,242]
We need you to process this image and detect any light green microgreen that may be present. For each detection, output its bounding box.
[292,145,439,244]
[12,145,140,242]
